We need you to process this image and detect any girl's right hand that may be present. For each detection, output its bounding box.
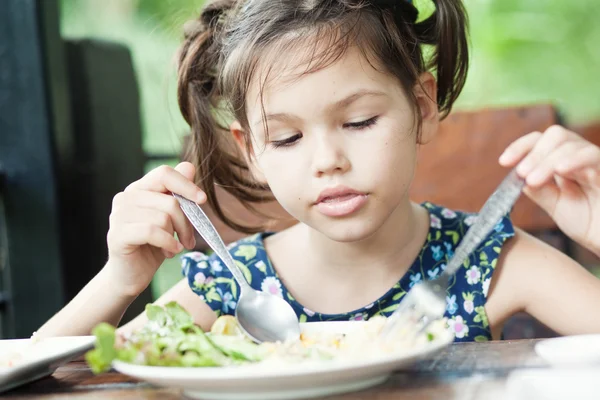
[104,162,206,298]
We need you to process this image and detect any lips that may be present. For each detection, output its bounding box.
[315,186,368,217]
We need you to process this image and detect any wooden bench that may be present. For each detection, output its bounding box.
[411,104,558,231]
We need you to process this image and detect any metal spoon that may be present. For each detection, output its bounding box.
[173,193,301,343]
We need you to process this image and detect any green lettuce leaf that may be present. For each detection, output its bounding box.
[85,323,118,374]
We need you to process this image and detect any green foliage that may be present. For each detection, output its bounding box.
[58,0,600,299]
[460,0,600,124]
[60,0,600,155]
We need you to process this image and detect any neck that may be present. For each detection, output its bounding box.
[303,200,429,276]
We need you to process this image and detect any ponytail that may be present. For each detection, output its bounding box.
[372,0,468,117]
[177,0,273,234]
[413,0,469,117]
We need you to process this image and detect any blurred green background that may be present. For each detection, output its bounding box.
[59,0,600,298]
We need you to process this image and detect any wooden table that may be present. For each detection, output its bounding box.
[4,340,548,399]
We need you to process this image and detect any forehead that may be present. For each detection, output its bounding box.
[245,43,401,121]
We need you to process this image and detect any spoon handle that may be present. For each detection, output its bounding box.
[173,194,251,291]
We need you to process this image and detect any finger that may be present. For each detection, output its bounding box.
[174,161,196,182]
[127,163,206,204]
[526,141,588,187]
[516,126,575,177]
[556,144,600,175]
[108,223,184,255]
[522,178,560,218]
[112,190,196,250]
[498,132,542,167]
[113,207,175,235]
[163,250,176,259]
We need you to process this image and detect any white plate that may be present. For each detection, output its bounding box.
[0,336,95,393]
[113,321,454,400]
[535,334,600,367]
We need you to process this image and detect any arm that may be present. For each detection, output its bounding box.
[35,265,136,338]
[37,274,218,339]
[36,162,207,337]
[486,228,600,337]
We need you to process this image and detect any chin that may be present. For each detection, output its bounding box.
[308,216,384,243]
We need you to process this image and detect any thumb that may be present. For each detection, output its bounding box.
[522,181,560,218]
[174,161,196,183]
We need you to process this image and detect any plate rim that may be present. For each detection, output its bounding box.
[0,335,96,378]
[112,328,454,381]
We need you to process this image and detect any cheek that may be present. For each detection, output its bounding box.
[351,128,417,185]
[385,138,417,174]
[257,154,304,202]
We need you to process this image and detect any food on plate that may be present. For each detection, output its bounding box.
[85,302,447,373]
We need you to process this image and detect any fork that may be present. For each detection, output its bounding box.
[381,169,526,339]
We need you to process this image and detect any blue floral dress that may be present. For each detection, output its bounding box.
[181,202,515,342]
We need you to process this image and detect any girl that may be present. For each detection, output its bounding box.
[38,0,600,342]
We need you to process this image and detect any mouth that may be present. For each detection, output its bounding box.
[315,186,368,217]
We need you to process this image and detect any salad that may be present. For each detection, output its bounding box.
[86,302,446,373]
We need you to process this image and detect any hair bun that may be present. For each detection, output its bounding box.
[183,20,203,40]
[371,0,419,24]
[201,0,235,29]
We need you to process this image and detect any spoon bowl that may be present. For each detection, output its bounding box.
[173,193,301,343]
[236,291,301,343]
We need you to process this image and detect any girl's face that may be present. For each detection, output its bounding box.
[240,46,439,242]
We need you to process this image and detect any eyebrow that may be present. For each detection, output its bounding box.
[252,89,387,129]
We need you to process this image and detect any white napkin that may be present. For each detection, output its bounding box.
[505,368,600,400]
[535,334,600,367]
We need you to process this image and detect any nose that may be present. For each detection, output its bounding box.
[311,133,351,177]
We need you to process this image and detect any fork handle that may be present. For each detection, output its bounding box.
[173,194,252,291]
[442,169,525,277]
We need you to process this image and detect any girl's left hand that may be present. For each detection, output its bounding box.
[499,125,600,256]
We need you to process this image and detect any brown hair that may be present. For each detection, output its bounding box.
[177,0,469,233]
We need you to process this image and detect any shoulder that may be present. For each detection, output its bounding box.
[423,202,515,250]
[181,232,275,290]
[179,233,272,316]
[181,233,267,274]
[422,203,516,341]
[485,228,599,334]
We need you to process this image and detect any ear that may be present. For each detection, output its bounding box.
[230,120,267,183]
[414,72,439,145]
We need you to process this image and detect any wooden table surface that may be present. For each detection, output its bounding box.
[4,340,548,400]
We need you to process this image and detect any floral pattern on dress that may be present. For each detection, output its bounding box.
[181,202,515,343]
